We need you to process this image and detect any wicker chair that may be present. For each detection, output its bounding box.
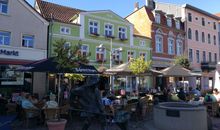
[43,107,60,121]
[23,108,41,128]
[204,102,219,117]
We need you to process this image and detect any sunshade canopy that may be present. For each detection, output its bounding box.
[160,65,192,77]
[17,57,99,74]
[105,62,161,75]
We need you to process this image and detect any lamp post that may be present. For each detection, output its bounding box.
[98,38,123,92]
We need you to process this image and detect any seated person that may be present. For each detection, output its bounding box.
[21,94,38,109]
[21,94,40,118]
[213,88,220,103]
[204,90,217,103]
[43,94,58,109]
[177,88,186,101]
[31,95,39,105]
[102,92,114,116]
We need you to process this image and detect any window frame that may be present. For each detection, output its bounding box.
[22,35,34,48]
[195,30,199,41]
[202,51,206,62]
[213,35,216,45]
[209,52,212,62]
[175,20,180,29]
[167,17,172,27]
[176,39,183,56]
[89,19,99,35]
[118,26,127,40]
[213,22,216,30]
[214,53,217,63]
[127,50,136,62]
[168,38,175,55]
[60,26,71,35]
[104,23,114,37]
[139,52,147,61]
[202,32,205,43]
[0,31,10,46]
[202,18,205,26]
[0,0,8,14]
[189,49,193,62]
[96,46,106,61]
[80,44,89,57]
[188,28,192,39]
[155,13,161,24]
[208,34,211,44]
[188,13,192,22]
[112,48,122,61]
[155,34,163,53]
[196,50,200,63]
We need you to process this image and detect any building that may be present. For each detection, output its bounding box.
[126,1,185,90]
[0,0,48,96]
[35,0,152,92]
[156,2,220,90]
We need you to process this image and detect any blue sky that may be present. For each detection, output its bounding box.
[27,0,220,17]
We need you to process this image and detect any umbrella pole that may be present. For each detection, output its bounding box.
[58,74,61,106]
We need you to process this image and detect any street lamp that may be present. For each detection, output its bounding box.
[98,39,123,91]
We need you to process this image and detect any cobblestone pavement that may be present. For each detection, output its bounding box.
[11,116,220,130]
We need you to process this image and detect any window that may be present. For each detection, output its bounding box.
[209,52,212,62]
[208,34,211,44]
[202,51,206,62]
[0,0,8,14]
[118,27,126,40]
[188,28,192,39]
[96,47,106,61]
[176,40,183,56]
[175,20,180,29]
[155,13,161,24]
[196,50,200,63]
[60,26,71,35]
[195,30,199,41]
[89,20,99,35]
[0,31,10,45]
[214,35,216,45]
[139,40,146,46]
[127,51,135,61]
[112,48,122,61]
[189,49,193,62]
[168,38,174,54]
[139,52,147,61]
[202,18,205,26]
[214,53,217,63]
[188,13,192,22]
[104,23,113,37]
[80,45,89,57]
[202,32,205,43]
[214,22,216,30]
[22,35,34,48]
[167,17,172,27]
[63,42,71,56]
[155,35,163,53]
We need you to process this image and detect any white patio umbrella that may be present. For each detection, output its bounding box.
[214,70,220,90]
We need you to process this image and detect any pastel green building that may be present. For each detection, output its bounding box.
[35,0,152,91]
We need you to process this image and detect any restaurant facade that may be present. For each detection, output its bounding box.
[0,0,48,97]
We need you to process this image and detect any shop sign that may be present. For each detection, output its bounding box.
[0,49,19,56]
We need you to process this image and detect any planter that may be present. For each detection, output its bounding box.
[47,119,67,130]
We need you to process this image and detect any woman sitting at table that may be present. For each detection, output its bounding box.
[102,91,114,116]
[43,94,58,109]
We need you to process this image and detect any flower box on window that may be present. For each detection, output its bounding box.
[105,35,115,39]
[119,38,128,41]
[96,59,106,63]
[90,32,100,36]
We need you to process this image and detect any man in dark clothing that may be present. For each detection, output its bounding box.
[177,87,186,101]
[70,76,106,130]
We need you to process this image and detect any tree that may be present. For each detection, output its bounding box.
[129,57,152,90]
[53,39,89,105]
[174,55,190,69]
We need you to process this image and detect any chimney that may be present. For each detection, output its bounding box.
[146,0,155,10]
[134,2,139,11]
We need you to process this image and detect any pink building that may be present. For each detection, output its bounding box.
[156,2,220,89]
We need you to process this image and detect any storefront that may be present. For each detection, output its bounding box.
[0,46,46,97]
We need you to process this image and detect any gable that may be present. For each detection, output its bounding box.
[82,10,132,26]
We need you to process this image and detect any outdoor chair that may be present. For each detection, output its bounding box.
[43,107,60,121]
[23,108,41,128]
[124,102,138,121]
[204,102,219,117]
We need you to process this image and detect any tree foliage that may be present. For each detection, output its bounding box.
[174,55,190,69]
[129,57,152,75]
[53,38,89,69]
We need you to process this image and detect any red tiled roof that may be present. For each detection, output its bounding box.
[36,0,85,23]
